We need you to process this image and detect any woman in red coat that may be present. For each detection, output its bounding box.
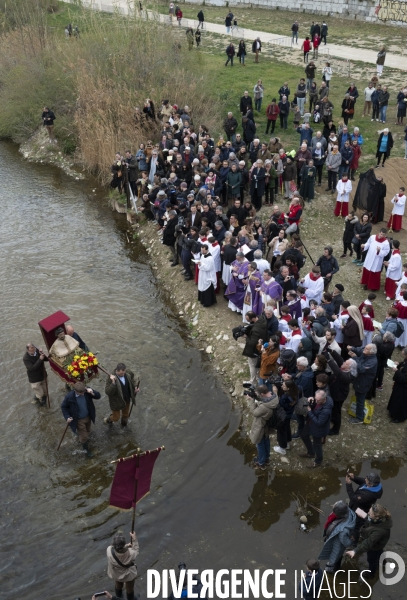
[349,140,362,181]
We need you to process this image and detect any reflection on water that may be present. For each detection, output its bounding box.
[0,142,406,600]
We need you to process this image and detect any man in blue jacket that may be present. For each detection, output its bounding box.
[61,381,101,457]
[299,389,333,467]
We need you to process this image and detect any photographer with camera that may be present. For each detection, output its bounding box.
[256,336,280,390]
[249,384,283,470]
[275,265,298,301]
[240,310,269,385]
[299,389,333,467]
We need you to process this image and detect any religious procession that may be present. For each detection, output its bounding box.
[11,2,407,598]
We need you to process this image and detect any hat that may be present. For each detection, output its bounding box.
[335,283,344,292]
[179,202,187,209]
[73,381,86,393]
[55,327,64,335]
[157,190,166,197]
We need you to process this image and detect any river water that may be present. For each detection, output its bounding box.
[0,141,406,600]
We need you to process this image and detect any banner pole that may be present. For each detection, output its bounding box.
[131,454,140,534]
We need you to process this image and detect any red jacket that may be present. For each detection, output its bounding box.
[349,145,362,170]
[287,204,303,224]
[303,39,312,53]
[266,103,280,120]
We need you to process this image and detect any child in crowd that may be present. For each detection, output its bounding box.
[361,305,374,346]
[359,292,376,319]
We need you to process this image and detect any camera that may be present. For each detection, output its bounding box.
[232,324,250,340]
[266,374,284,388]
[242,382,258,399]
[304,398,316,409]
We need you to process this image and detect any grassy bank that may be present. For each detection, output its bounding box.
[0,1,220,180]
[1,0,406,179]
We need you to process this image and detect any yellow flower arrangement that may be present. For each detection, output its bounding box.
[65,349,98,381]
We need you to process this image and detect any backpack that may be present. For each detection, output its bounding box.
[267,405,286,430]
[190,239,201,254]
[394,320,405,338]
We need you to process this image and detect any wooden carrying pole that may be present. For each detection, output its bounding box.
[131,454,140,534]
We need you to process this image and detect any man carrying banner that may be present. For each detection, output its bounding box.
[104,363,139,428]
[107,531,139,600]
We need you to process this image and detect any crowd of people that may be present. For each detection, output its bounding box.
[106,92,407,456]
[36,17,407,594]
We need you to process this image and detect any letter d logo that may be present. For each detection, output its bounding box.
[379,551,405,586]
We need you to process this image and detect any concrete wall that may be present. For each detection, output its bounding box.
[70,0,407,26]
[183,0,407,26]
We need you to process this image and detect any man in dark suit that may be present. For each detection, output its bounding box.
[240,90,253,115]
[61,381,101,457]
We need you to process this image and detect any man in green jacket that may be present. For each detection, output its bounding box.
[346,504,393,579]
[104,363,139,428]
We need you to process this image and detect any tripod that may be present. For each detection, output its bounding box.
[297,236,316,265]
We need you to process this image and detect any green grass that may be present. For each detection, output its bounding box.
[192,41,404,161]
[150,1,406,53]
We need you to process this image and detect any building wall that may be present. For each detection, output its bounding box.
[185,0,407,26]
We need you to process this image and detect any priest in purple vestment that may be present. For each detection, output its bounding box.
[242,262,263,321]
[260,269,283,308]
[225,252,250,313]
[285,291,302,320]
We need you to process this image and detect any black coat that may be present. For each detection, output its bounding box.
[61,389,101,434]
[353,221,372,245]
[223,244,238,266]
[376,340,394,367]
[281,248,305,270]
[23,352,49,383]
[387,360,407,421]
[240,95,253,114]
[243,119,256,144]
[346,475,383,512]
[343,317,362,347]
[242,315,268,357]
[250,167,266,197]
[376,132,394,158]
[343,216,358,245]
[327,354,354,403]
[163,216,178,247]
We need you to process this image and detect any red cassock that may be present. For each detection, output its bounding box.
[385,278,398,299]
[388,214,402,231]
[334,201,349,217]
[360,269,381,291]
[394,301,407,320]
[362,315,374,332]
[358,301,375,319]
